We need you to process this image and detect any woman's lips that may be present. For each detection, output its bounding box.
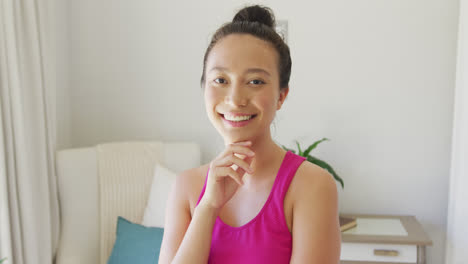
[219,113,257,127]
[224,112,256,117]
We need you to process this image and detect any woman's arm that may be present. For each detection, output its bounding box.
[158,170,217,264]
[290,166,342,264]
[171,201,218,264]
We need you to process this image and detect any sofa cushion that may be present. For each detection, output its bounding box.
[142,164,177,227]
[107,216,164,264]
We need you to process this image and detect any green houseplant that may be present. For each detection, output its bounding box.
[282,137,344,189]
[0,257,7,264]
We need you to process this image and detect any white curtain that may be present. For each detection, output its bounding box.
[0,0,60,264]
[445,0,468,263]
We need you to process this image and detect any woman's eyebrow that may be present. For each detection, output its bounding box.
[209,66,271,76]
[245,68,271,76]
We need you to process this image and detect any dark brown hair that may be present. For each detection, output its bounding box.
[200,5,291,90]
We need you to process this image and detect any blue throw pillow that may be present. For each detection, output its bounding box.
[107,216,164,264]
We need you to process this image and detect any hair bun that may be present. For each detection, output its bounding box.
[232,5,276,28]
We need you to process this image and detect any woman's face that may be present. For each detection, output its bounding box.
[203,33,289,144]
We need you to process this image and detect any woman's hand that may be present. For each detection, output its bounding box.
[200,141,255,211]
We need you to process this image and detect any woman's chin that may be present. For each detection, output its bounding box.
[222,136,253,145]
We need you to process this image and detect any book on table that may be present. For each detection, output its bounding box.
[339,216,357,232]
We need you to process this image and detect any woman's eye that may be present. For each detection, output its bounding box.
[214,78,227,84]
[249,79,265,85]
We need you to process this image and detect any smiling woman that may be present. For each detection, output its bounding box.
[158,4,341,264]
[203,33,285,142]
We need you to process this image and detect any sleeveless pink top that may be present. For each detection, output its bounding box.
[195,151,306,264]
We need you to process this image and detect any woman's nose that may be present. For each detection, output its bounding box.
[225,83,248,107]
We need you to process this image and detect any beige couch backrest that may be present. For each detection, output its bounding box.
[55,141,201,264]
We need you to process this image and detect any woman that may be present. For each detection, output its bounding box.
[159,5,341,264]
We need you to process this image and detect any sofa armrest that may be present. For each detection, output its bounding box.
[55,147,99,264]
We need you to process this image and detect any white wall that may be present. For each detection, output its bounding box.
[58,0,460,263]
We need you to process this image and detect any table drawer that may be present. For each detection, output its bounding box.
[341,242,417,263]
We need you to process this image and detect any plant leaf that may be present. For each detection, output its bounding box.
[307,155,344,189]
[295,140,303,156]
[303,138,329,157]
[0,257,7,264]
[281,145,296,154]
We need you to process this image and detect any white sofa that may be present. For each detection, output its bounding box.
[54,141,201,264]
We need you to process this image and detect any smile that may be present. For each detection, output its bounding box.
[223,113,256,121]
[218,113,257,127]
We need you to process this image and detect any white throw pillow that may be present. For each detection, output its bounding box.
[142,164,177,228]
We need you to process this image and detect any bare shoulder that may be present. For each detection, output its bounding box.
[288,160,341,263]
[289,160,338,203]
[175,163,210,214]
[176,164,209,187]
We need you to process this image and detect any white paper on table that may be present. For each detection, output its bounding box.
[342,218,408,236]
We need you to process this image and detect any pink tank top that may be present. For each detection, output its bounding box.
[195,151,306,264]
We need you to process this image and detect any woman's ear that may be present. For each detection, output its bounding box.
[277,87,289,110]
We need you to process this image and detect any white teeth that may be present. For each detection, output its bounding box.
[224,114,254,122]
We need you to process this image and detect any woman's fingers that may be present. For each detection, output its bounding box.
[211,142,254,170]
[215,154,253,174]
[203,141,256,209]
[224,144,255,158]
[209,143,255,182]
[210,159,250,184]
[212,167,243,185]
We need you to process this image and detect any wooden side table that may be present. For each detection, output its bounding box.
[340,214,432,264]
